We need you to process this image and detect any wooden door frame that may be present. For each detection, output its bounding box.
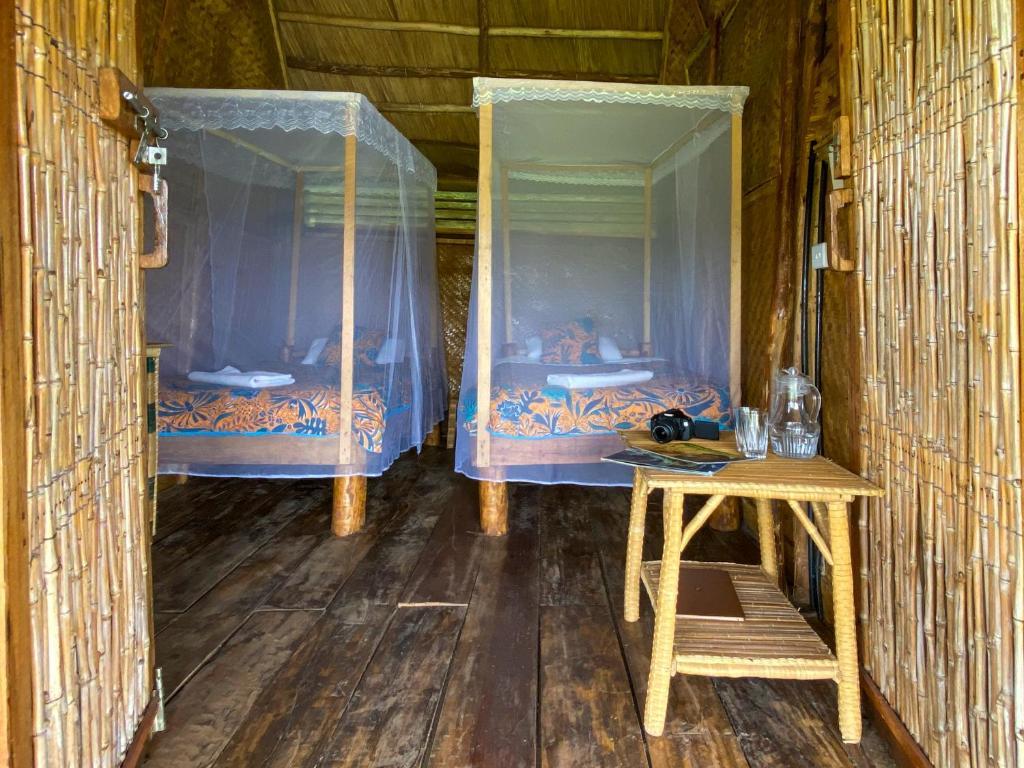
[0,3,35,766]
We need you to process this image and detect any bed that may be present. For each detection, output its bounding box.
[146,89,446,535]
[454,78,748,534]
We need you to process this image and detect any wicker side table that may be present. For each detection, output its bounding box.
[622,436,882,743]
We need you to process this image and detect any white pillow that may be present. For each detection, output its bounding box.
[375,337,406,364]
[598,336,624,362]
[525,335,542,360]
[300,337,328,365]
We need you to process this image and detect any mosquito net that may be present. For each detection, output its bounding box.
[146,89,445,479]
[456,79,748,486]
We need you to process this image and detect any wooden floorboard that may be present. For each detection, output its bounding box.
[155,488,329,697]
[400,472,486,606]
[427,485,540,767]
[540,485,608,606]
[317,605,467,767]
[540,604,648,768]
[261,456,424,610]
[145,609,321,767]
[145,450,895,768]
[153,481,323,612]
[204,456,452,767]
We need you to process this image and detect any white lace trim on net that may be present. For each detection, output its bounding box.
[148,89,437,188]
[472,78,748,115]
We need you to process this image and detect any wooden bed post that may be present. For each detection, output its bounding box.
[476,101,507,534]
[479,479,508,536]
[642,166,653,355]
[476,102,494,471]
[338,133,357,467]
[500,164,513,349]
[712,109,745,533]
[728,110,743,410]
[332,475,367,536]
[283,171,304,362]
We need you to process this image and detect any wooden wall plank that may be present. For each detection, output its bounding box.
[0,0,32,761]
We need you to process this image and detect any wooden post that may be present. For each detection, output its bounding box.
[500,164,512,344]
[475,102,493,468]
[284,171,304,360]
[338,134,357,465]
[0,0,33,760]
[728,110,742,409]
[332,475,367,536]
[642,166,653,355]
[709,114,744,533]
[479,480,508,536]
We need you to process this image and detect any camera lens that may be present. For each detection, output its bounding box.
[651,423,674,443]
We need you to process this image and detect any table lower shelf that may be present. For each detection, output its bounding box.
[641,560,839,680]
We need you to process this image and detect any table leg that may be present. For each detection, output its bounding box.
[827,500,862,742]
[624,470,648,622]
[643,487,684,737]
[755,498,777,580]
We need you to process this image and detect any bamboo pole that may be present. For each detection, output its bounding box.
[338,135,356,465]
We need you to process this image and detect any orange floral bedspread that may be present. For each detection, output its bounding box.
[158,380,389,453]
[463,374,730,439]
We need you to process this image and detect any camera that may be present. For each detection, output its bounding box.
[649,408,720,443]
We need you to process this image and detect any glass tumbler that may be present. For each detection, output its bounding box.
[735,407,769,459]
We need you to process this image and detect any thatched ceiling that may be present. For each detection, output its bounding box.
[142,0,737,187]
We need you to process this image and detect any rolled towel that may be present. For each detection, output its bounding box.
[546,369,654,390]
[188,366,295,389]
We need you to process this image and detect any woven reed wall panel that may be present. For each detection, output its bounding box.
[139,0,285,89]
[14,1,151,765]
[437,238,474,398]
[848,2,1021,766]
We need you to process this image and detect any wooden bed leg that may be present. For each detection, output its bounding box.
[424,424,441,447]
[332,475,367,537]
[709,496,741,531]
[479,480,508,536]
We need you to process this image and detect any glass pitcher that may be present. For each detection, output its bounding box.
[767,367,821,459]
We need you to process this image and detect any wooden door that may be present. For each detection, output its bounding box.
[2,1,158,765]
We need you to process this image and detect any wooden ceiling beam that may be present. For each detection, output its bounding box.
[377,103,475,113]
[277,12,662,40]
[478,0,490,75]
[286,57,659,84]
[488,27,661,40]
[267,0,291,88]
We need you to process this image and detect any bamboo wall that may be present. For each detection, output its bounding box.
[14,1,152,765]
[847,2,1021,766]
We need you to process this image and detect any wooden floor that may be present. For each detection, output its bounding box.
[144,448,895,768]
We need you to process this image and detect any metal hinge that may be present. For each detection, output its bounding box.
[154,667,167,733]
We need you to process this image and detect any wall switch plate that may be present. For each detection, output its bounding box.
[811,242,829,270]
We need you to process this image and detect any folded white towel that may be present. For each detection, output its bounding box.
[188,366,295,389]
[546,369,654,390]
